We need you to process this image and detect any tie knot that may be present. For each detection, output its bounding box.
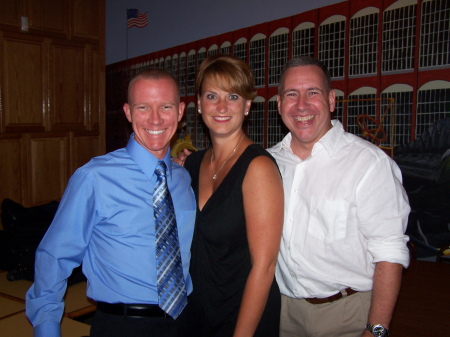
[155,161,167,177]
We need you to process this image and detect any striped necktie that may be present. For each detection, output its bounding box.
[153,161,187,319]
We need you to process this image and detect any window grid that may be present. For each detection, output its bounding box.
[197,51,206,69]
[382,5,416,72]
[349,13,379,76]
[164,58,171,73]
[250,38,266,87]
[248,101,265,146]
[178,56,186,96]
[420,0,450,68]
[233,42,247,62]
[208,48,218,57]
[220,46,230,54]
[346,95,377,138]
[319,20,346,78]
[171,56,178,80]
[416,88,450,136]
[186,105,195,144]
[381,92,412,147]
[269,33,288,85]
[334,96,345,123]
[292,27,315,58]
[195,112,206,150]
[267,100,286,148]
[187,53,196,96]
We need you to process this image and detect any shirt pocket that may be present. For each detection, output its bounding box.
[307,197,349,243]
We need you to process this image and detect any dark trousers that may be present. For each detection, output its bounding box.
[89,308,189,337]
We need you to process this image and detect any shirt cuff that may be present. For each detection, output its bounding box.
[34,321,61,337]
[368,238,410,268]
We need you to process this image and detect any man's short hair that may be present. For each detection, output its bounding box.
[278,57,332,94]
[127,68,180,102]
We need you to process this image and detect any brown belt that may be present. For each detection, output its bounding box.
[305,287,358,304]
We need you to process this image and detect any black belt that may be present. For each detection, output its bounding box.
[96,302,170,318]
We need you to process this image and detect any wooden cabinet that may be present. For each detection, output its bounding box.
[0,0,105,208]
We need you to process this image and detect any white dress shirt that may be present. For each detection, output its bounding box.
[268,120,410,299]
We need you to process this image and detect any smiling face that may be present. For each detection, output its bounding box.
[277,65,335,156]
[198,78,252,139]
[123,77,184,159]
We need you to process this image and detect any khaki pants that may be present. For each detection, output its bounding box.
[280,291,372,337]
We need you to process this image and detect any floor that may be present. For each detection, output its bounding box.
[0,271,94,337]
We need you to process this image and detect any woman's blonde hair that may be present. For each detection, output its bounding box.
[195,54,257,100]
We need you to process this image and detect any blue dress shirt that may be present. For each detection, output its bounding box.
[25,134,196,337]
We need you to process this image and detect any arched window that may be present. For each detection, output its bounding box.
[349,7,379,76]
[179,52,186,96]
[382,0,417,73]
[319,15,346,79]
[220,41,231,55]
[381,84,413,146]
[248,97,265,146]
[292,22,315,58]
[347,87,377,138]
[172,54,178,79]
[250,33,266,87]
[269,28,289,85]
[267,96,286,148]
[164,56,171,73]
[233,37,247,62]
[197,47,206,69]
[208,44,218,57]
[420,0,450,68]
[416,80,450,136]
[187,50,196,96]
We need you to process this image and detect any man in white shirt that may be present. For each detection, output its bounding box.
[267,57,410,337]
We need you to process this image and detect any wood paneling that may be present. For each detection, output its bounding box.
[73,0,99,39]
[29,135,69,205]
[51,42,86,131]
[90,48,100,129]
[0,0,21,27]
[73,135,99,171]
[27,0,68,35]
[2,35,46,131]
[0,137,25,204]
[0,0,105,207]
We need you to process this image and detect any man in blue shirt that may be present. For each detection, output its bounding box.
[26,69,196,337]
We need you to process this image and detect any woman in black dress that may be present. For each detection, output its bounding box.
[182,54,284,336]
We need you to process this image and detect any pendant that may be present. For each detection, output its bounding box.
[213,174,217,180]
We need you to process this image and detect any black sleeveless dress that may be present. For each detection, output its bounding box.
[184,144,280,337]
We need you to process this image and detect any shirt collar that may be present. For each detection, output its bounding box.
[126,133,174,182]
[314,119,344,158]
[269,119,344,158]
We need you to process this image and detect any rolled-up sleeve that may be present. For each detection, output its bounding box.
[357,155,410,268]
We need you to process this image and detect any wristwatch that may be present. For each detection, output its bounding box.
[365,323,389,337]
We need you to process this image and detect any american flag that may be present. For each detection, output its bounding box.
[127,9,148,29]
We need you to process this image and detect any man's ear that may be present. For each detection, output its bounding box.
[123,103,132,122]
[178,102,185,122]
[328,89,336,113]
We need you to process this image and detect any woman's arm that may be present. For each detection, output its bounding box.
[233,155,284,337]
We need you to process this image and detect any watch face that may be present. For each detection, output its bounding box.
[372,325,387,337]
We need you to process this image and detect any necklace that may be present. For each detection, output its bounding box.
[210,133,245,180]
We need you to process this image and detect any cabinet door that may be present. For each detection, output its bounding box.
[1,35,47,132]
